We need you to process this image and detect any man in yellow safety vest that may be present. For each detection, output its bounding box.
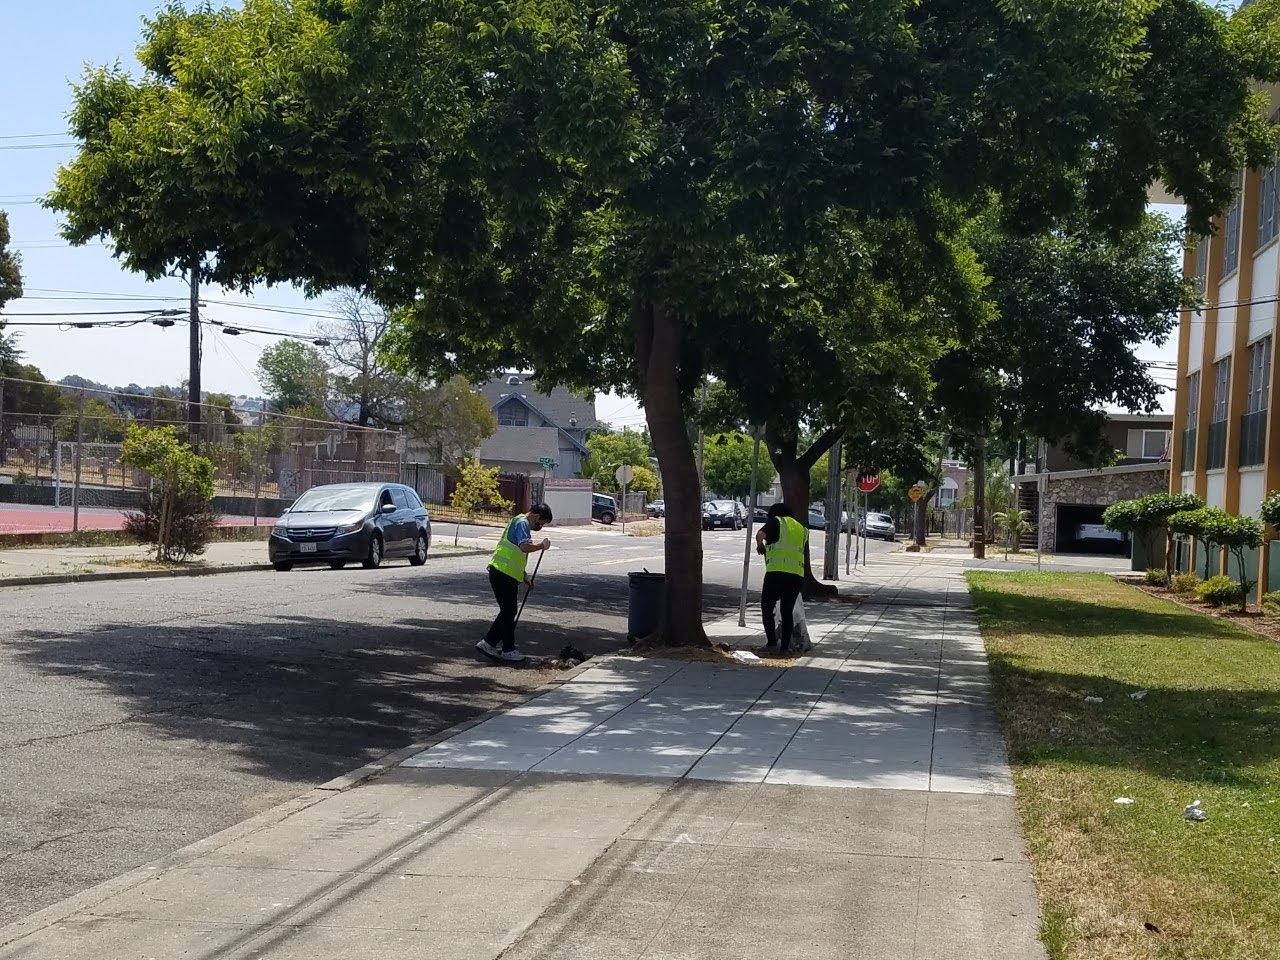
[755,502,807,653]
[476,503,554,662]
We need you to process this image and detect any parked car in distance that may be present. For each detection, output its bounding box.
[807,509,827,530]
[269,482,431,572]
[753,503,770,523]
[1077,523,1122,542]
[646,499,666,518]
[859,512,897,541]
[592,493,618,525]
[703,499,746,531]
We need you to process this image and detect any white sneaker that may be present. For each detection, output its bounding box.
[498,648,526,663]
[476,639,501,658]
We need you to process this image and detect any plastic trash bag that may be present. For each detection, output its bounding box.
[774,594,813,652]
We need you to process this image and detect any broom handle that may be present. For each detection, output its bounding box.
[515,548,545,626]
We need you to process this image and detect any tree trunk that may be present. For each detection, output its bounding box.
[766,423,839,600]
[635,299,706,646]
[972,435,986,560]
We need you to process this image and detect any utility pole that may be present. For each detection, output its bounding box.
[972,434,987,560]
[0,377,6,467]
[188,257,202,450]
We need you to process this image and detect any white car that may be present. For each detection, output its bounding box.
[859,512,897,541]
[1077,523,1122,542]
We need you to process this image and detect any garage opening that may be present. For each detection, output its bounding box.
[1055,503,1129,555]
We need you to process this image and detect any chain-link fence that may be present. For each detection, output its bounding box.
[0,375,405,520]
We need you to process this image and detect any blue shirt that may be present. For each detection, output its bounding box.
[508,517,533,547]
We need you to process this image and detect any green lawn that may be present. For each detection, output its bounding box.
[965,572,1280,960]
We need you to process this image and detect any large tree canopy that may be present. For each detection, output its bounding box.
[45,0,1280,643]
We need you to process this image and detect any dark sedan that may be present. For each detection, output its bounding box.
[269,482,431,572]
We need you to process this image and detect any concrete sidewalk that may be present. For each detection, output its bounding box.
[0,560,1046,960]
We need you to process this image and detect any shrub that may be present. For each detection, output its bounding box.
[119,424,217,561]
[1143,567,1169,587]
[1171,573,1199,596]
[1262,590,1280,615]
[1196,575,1244,608]
[124,489,220,562]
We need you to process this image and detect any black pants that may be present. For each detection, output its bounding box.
[485,565,521,651]
[761,571,804,649]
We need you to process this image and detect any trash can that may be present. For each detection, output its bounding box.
[627,571,666,641]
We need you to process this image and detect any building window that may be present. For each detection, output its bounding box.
[1185,371,1200,428]
[497,401,527,427]
[1224,169,1245,275]
[1194,240,1210,296]
[1207,359,1231,470]
[1241,338,1271,467]
[1260,162,1280,249]
[1125,429,1172,461]
[1224,198,1242,275]
[1247,337,1272,414]
[1212,359,1230,422]
[936,485,957,508]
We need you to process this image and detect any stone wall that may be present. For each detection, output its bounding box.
[1039,466,1169,550]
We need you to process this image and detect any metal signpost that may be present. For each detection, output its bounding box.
[540,456,556,502]
[615,464,634,533]
[738,429,762,627]
[856,470,881,569]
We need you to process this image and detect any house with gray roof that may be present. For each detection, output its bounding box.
[476,373,597,478]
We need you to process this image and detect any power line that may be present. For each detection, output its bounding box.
[0,143,76,151]
[0,132,64,141]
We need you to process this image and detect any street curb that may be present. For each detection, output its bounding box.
[0,645,609,950]
[0,548,490,590]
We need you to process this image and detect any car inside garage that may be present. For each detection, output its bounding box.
[1055,503,1129,555]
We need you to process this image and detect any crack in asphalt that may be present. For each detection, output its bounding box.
[0,695,234,752]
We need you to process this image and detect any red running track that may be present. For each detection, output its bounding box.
[0,504,262,534]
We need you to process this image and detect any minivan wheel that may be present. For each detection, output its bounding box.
[601,512,615,525]
[409,532,429,566]
[363,534,383,569]
[329,561,346,570]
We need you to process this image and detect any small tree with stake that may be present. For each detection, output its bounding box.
[1103,493,1204,582]
[121,424,218,562]
[1167,507,1233,580]
[449,458,513,546]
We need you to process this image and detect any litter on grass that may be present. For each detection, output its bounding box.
[1184,800,1208,822]
[1084,696,1105,704]
[732,650,762,664]
[1130,690,1149,700]
[1114,797,1135,805]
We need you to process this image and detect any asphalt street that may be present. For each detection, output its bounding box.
[0,521,897,926]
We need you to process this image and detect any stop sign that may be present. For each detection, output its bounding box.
[857,471,880,493]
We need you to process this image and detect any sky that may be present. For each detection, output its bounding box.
[0,2,1204,423]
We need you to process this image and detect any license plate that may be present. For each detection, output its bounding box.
[300,542,317,554]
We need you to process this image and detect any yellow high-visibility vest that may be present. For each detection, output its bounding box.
[490,515,529,582]
[765,516,806,576]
